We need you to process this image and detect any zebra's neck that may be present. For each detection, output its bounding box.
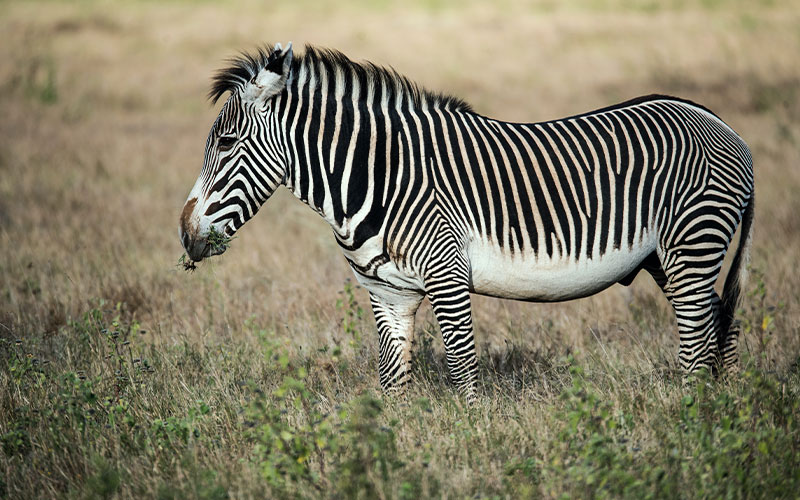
[278,50,472,245]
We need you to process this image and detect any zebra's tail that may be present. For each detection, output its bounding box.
[719,190,755,368]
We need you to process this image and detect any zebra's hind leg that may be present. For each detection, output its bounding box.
[647,249,726,375]
[669,290,724,375]
[368,290,424,394]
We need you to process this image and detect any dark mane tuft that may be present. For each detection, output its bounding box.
[209,46,275,104]
[208,44,473,113]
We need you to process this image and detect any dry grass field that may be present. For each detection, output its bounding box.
[1,0,800,498]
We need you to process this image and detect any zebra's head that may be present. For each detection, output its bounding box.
[179,43,294,262]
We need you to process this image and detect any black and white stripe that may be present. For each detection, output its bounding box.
[180,44,754,400]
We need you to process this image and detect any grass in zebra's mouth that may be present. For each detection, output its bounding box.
[177,228,234,272]
[206,225,235,255]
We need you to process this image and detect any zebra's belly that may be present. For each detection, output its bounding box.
[467,237,657,302]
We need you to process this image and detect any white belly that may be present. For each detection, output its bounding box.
[467,236,657,302]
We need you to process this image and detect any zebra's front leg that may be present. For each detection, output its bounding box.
[368,291,424,394]
[426,278,478,403]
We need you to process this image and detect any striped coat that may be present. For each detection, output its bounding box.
[180,43,754,400]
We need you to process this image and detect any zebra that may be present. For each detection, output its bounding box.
[179,43,754,401]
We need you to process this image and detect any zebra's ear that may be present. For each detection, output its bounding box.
[242,42,293,107]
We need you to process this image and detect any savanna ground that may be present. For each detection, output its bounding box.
[2,0,800,498]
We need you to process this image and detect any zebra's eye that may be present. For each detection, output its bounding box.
[218,135,237,151]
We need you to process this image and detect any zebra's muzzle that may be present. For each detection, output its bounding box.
[181,233,230,262]
[180,224,233,262]
[180,196,232,261]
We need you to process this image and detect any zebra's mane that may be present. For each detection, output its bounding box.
[209,44,474,113]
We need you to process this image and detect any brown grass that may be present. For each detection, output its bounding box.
[1,0,799,498]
